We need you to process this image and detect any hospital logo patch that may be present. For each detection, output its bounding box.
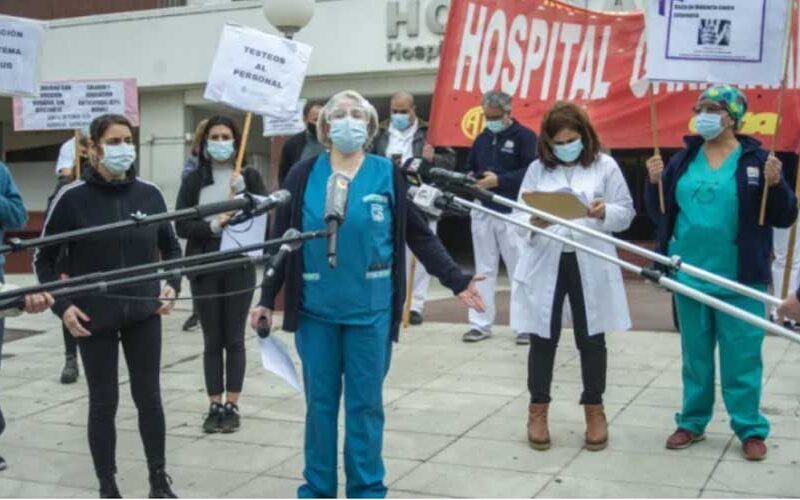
[371,203,385,222]
[746,166,760,186]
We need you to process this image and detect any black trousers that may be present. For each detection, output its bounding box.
[78,315,165,477]
[528,253,607,405]
[190,265,255,396]
[63,325,77,357]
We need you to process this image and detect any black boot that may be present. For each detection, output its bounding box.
[98,474,122,498]
[149,467,177,498]
[60,354,79,384]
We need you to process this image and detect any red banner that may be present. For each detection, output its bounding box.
[429,0,800,151]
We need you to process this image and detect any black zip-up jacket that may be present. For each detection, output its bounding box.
[259,155,473,342]
[174,165,268,257]
[34,167,182,333]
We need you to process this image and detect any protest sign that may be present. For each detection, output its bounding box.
[0,15,45,98]
[12,79,140,131]
[646,0,790,84]
[204,23,312,115]
[262,99,306,137]
[428,0,800,151]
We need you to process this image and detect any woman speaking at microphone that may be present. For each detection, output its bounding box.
[249,90,484,498]
[174,115,267,434]
[645,85,797,461]
[34,114,182,498]
[511,102,635,452]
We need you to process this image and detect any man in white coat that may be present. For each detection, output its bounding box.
[372,91,457,324]
[464,91,538,345]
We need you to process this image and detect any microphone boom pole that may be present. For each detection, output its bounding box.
[0,229,321,314]
[447,193,800,345]
[428,170,782,308]
[1,190,290,256]
[0,230,326,307]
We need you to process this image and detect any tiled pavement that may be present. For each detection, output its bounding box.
[0,277,798,498]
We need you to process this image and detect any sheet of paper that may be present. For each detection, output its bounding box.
[258,335,302,393]
[220,194,268,257]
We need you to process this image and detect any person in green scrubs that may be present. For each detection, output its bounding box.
[644,85,798,461]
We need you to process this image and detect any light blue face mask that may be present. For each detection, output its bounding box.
[485,119,505,134]
[330,117,368,154]
[391,113,411,131]
[553,138,584,164]
[102,143,136,174]
[695,112,725,141]
[207,140,235,162]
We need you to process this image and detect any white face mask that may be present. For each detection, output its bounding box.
[102,143,136,174]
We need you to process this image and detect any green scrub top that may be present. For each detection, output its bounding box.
[669,146,742,296]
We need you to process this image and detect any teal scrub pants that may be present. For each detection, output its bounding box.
[674,293,770,440]
[295,311,392,498]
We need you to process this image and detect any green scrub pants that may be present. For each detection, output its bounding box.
[674,293,770,440]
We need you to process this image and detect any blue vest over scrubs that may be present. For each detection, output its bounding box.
[301,153,395,323]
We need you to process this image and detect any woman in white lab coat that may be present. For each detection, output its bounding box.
[511,102,635,452]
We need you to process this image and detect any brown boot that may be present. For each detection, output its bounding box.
[527,403,550,450]
[584,404,608,451]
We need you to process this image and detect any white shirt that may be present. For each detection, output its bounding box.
[385,119,419,164]
[55,138,77,175]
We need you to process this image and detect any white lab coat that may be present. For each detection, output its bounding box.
[510,153,635,338]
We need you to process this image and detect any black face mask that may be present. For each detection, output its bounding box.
[307,123,317,137]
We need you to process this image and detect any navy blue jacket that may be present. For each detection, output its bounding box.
[258,155,473,342]
[466,120,538,213]
[645,135,798,286]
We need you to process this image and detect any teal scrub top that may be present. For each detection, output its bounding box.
[669,146,743,295]
[300,153,395,324]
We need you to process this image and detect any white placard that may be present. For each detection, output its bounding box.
[13,79,140,131]
[204,23,312,115]
[0,15,45,98]
[220,194,269,258]
[262,99,306,137]
[646,0,790,84]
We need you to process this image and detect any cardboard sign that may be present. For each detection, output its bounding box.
[12,79,140,131]
[647,0,790,84]
[204,23,312,115]
[0,15,45,98]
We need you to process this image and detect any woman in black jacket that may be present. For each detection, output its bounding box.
[174,116,267,435]
[34,114,182,498]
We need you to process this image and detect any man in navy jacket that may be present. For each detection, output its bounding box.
[464,90,538,345]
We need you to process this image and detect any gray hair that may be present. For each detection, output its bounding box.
[317,90,380,150]
[482,90,512,112]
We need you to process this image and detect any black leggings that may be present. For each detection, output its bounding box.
[78,315,165,477]
[190,265,255,396]
[63,325,77,357]
[529,253,607,405]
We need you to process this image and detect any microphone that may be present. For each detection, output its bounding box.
[408,185,470,218]
[427,168,475,186]
[228,190,292,226]
[264,228,303,280]
[400,157,433,186]
[323,172,351,268]
[258,228,303,339]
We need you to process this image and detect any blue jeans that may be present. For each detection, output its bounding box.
[295,311,393,498]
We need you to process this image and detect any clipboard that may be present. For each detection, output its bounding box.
[522,191,588,220]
